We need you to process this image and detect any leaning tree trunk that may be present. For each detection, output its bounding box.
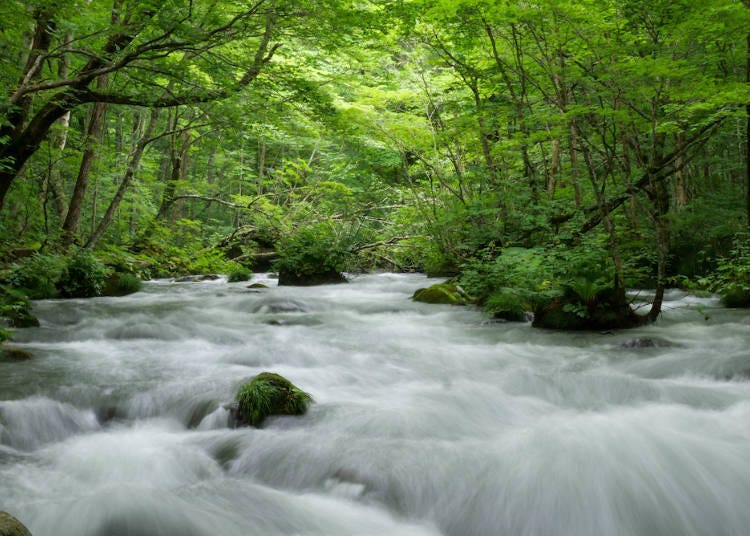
[86,109,159,248]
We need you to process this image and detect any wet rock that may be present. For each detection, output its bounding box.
[721,287,750,308]
[533,287,643,331]
[278,268,347,286]
[620,338,674,349]
[412,283,471,305]
[7,311,39,329]
[0,347,33,361]
[0,511,32,536]
[253,300,310,314]
[102,273,142,297]
[174,274,220,283]
[233,372,313,428]
[247,283,269,289]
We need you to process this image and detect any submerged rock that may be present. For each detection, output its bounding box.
[0,347,33,361]
[620,337,674,349]
[412,283,471,305]
[233,372,313,428]
[247,283,269,289]
[174,274,221,283]
[0,512,32,536]
[277,268,347,286]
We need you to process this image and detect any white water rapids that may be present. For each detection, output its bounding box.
[1,273,750,535]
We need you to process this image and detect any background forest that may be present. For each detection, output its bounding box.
[1,0,750,338]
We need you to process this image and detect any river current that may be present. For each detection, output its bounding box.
[1,273,749,535]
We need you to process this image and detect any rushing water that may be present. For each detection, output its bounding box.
[1,273,750,536]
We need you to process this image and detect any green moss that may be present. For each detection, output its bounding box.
[0,511,32,536]
[484,289,528,322]
[228,267,253,282]
[102,273,142,297]
[235,372,313,428]
[412,283,470,305]
[532,287,642,330]
[720,285,750,308]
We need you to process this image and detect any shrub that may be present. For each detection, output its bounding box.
[712,234,750,308]
[274,222,351,285]
[57,250,107,298]
[7,253,66,299]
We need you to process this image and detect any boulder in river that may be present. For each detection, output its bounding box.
[278,268,347,286]
[720,286,750,308]
[412,283,471,305]
[533,286,642,331]
[174,274,221,282]
[0,511,32,536]
[0,347,33,361]
[234,372,313,428]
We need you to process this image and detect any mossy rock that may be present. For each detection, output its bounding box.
[0,512,32,536]
[484,289,529,322]
[533,287,642,331]
[412,283,470,305]
[247,283,269,289]
[228,267,253,283]
[720,286,750,308]
[278,268,347,286]
[102,273,142,297]
[235,372,313,428]
[0,347,33,361]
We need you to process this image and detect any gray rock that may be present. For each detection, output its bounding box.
[0,512,32,536]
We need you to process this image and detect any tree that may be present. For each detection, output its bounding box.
[0,0,281,212]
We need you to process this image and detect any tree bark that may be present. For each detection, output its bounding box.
[86,109,159,248]
[61,76,108,246]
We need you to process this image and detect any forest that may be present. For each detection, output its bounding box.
[3,3,750,536]
[2,0,750,338]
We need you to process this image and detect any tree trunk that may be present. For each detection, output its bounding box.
[61,76,108,246]
[86,110,159,248]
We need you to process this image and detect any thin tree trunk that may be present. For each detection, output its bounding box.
[86,109,159,248]
[61,75,107,246]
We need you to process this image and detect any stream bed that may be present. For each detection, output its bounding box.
[1,273,750,535]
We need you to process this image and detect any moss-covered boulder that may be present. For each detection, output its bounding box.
[483,288,529,322]
[720,285,750,308]
[0,512,32,536]
[247,283,269,289]
[533,287,642,331]
[1,347,33,361]
[412,283,471,305]
[234,372,313,428]
[102,273,142,297]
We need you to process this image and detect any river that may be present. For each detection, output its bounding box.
[1,273,749,535]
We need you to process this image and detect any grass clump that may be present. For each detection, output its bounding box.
[235,372,313,427]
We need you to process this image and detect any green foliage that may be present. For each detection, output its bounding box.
[57,250,108,298]
[235,372,313,428]
[227,266,253,282]
[0,285,38,332]
[7,254,66,299]
[103,273,143,297]
[274,222,352,282]
[712,233,750,308]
